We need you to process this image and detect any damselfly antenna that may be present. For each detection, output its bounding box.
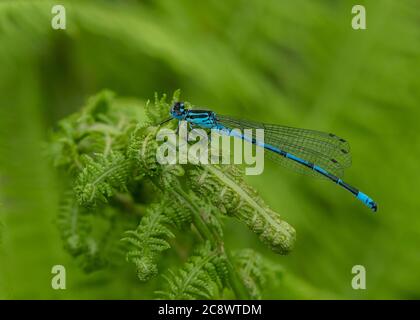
[158,118,174,126]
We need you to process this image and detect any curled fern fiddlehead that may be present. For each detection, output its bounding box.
[190,165,296,254]
[127,126,161,179]
[57,193,94,257]
[122,204,175,281]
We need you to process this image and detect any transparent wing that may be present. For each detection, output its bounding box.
[216,115,351,178]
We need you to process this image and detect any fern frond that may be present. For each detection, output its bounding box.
[233,249,268,299]
[96,211,139,268]
[57,193,138,273]
[160,193,192,229]
[190,165,296,254]
[81,90,115,122]
[145,90,180,125]
[122,204,175,281]
[57,194,106,272]
[74,151,131,207]
[57,193,94,257]
[157,242,228,299]
[51,90,296,299]
[48,90,142,173]
[48,129,83,171]
[127,126,161,178]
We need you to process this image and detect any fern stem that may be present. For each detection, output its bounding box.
[172,186,250,299]
[224,251,250,300]
[170,187,214,242]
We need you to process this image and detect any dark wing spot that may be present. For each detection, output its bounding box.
[330,158,338,163]
[341,149,348,154]
[339,138,347,142]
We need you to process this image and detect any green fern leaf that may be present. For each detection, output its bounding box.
[145,90,180,125]
[190,165,296,254]
[233,249,269,299]
[157,242,228,299]
[57,193,94,257]
[122,204,175,281]
[74,151,131,207]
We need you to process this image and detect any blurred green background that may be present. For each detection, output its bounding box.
[0,0,419,299]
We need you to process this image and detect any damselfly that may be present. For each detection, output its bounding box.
[161,102,377,212]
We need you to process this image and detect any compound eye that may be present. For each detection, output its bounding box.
[172,102,179,111]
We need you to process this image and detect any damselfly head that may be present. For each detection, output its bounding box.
[170,101,186,119]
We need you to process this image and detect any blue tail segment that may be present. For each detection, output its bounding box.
[286,151,378,212]
[283,149,378,212]
[356,191,378,212]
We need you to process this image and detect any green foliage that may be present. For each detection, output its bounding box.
[145,90,180,125]
[46,90,291,299]
[48,91,147,273]
[191,165,295,254]
[75,152,131,207]
[157,242,229,300]
[1,0,419,300]
[122,204,174,282]
[57,193,93,257]
[57,191,139,273]
[233,249,275,300]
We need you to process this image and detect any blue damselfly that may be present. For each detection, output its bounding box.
[161,102,377,212]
